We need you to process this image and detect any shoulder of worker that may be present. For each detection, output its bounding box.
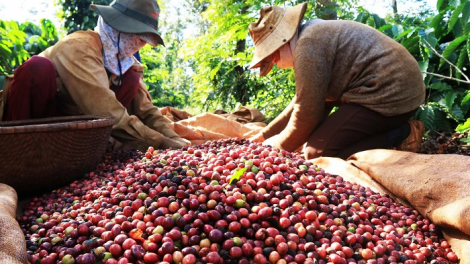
[40,30,102,58]
[299,19,384,39]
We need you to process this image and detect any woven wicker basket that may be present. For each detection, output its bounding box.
[0,115,115,194]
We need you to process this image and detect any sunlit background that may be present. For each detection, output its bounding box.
[0,0,437,29]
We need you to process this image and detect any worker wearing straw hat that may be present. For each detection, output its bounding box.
[1,0,190,151]
[249,3,426,160]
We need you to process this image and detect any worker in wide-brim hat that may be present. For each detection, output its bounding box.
[248,3,426,160]
[0,0,190,151]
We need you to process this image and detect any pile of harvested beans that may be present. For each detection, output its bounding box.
[17,138,459,264]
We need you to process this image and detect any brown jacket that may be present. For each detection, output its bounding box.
[0,31,180,151]
[262,19,426,152]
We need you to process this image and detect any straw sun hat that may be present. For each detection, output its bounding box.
[90,0,164,46]
[249,3,307,76]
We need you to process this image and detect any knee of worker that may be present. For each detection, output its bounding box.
[304,145,340,160]
[23,56,55,74]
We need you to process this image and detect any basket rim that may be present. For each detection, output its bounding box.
[0,115,115,134]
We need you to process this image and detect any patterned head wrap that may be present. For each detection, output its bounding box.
[95,17,156,76]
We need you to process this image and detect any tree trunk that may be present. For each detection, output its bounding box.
[392,0,399,23]
[234,5,249,105]
[316,0,338,20]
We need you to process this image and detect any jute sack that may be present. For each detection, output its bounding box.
[0,183,27,264]
[214,106,266,124]
[310,150,470,263]
[172,113,265,145]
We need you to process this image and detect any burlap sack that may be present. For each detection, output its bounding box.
[0,183,27,264]
[173,113,266,145]
[214,106,265,124]
[348,150,470,235]
[160,106,193,122]
[311,150,470,262]
[107,108,266,150]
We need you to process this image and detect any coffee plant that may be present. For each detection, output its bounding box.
[54,0,111,34]
[353,0,470,134]
[0,19,58,89]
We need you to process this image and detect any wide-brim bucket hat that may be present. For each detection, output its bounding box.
[248,3,307,75]
[90,0,164,46]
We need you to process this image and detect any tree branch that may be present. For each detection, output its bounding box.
[421,39,470,82]
[422,71,470,84]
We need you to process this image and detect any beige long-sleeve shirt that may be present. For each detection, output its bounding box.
[1,30,180,151]
[261,19,426,152]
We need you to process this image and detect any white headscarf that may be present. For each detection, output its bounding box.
[95,17,155,76]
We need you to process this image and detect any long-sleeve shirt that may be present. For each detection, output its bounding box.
[261,19,426,152]
[1,30,180,151]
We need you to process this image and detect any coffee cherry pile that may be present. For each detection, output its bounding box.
[18,138,460,264]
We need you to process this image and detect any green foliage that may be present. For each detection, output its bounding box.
[179,0,358,121]
[141,0,191,109]
[355,0,470,133]
[457,118,470,131]
[0,19,58,76]
[0,20,28,76]
[45,0,469,134]
[55,0,111,34]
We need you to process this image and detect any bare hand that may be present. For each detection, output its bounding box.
[249,132,265,143]
[262,135,282,149]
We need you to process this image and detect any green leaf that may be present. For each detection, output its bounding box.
[401,36,420,52]
[432,101,462,122]
[468,36,470,61]
[209,62,221,80]
[463,91,470,105]
[445,91,458,108]
[450,103,465,121]
[449,0,461,8]
[229,167,247,184]
[448,2,466,33]
[452,19,464,37]
[391,25,399,38]
[431,13,445,38]
[378,24,392,33]
[462,1,470,31]
[439,35,467,68]
[437,0,448,11]
[372,14,384,29]
[456,48,468,80]
[417,105,436,131]
[456,118,470,132]
[429,81,453,92]
[418,60,429,72]
[395,28,416,40]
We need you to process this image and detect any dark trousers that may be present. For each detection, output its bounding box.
[304,104,415,160]
[4,56,57,121]
[4,56,139,121]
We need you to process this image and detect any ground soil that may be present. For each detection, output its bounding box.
[420,130,469,156]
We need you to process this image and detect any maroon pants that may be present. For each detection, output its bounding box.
[4,56,57,121]
[4,56,139,121]
[109,69,140,109]
[304,104,415,160]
